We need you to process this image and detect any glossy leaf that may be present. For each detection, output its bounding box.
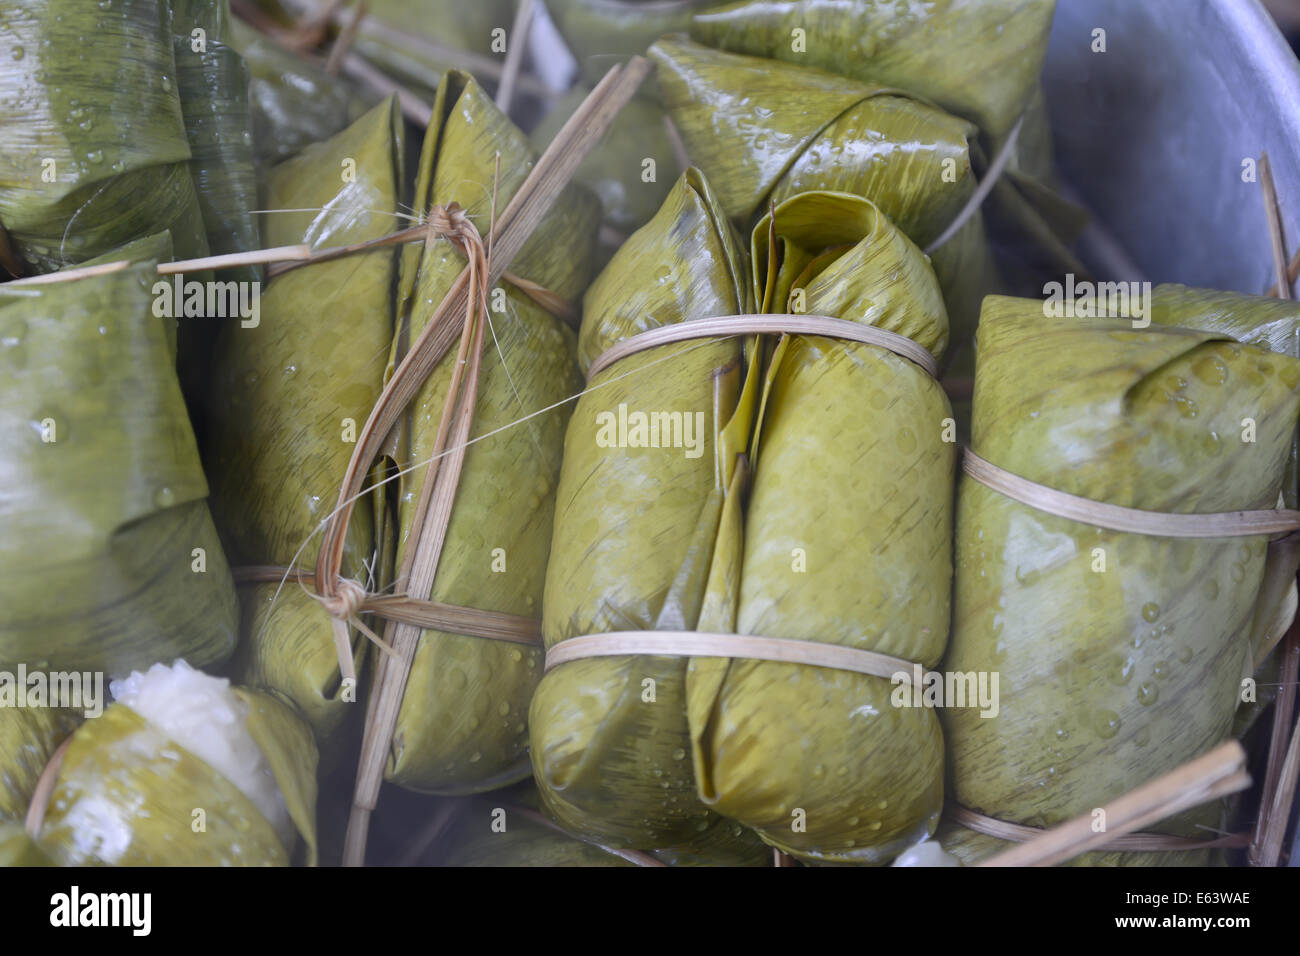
[0,261,238,674]
[206,98,405,747]
[649,36,999,346]
[383,72,598,794]
[0,0,209,271]
[941,298,1300,863]
[37,686,317,865]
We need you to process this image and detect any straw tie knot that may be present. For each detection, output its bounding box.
[427,202,480,252]
[317,576,368,622]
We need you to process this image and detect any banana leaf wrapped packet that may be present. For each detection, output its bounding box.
[0,707,81,822]
[0,261,238,674]
[690,0,1053,152]
[379,71,597,794]
[33,661,318,866]
[940,298,1300,865]
[0,0,209,272]
[648,36,999,347]
[206,98,405,748]
[532,176,955,863]
[692,190,954,863]
[687,0,1088,284]
[1033,284,1300,757]
[530,168,751,852]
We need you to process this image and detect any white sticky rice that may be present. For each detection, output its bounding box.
[110,660,291,839]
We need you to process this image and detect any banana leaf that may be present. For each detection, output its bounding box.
[687,1,1089,289]
[434,784,771,865]
[531,168,752,852]
[206,98,405,747]
[381,71,598,794]
[690,0,1055,150]
[347,0,514,100]
[0,261,238,674]
[534,177,953,863]
[1058,284,1300,668]
[0,822,53,867]
[1147,285,1300,666]
[1148,284,1300,503]
[36,666,318,866]
[170,1,265,440]
[530,85,681,237]
[690,191,952,863]
[549,0,731,87]
[0,0,210,272]
[0,707,81,822]
[230,19,374,168]
[172,0,262,278]
[76,230,178,355]
[648,36,999,346]
[941,297,1300,864]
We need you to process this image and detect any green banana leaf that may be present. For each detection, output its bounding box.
[532,168,752,852]
[1147,285,1300,666]
[0,261,238,674]
[0,0,210,272]
[1148,284,1300,502]
[534,176,954,863]
[687,1,1089,289]
[648,36,1000,346]
[941,297,1300,864]
[549,0,731,87]
[0,822,53,866]
[434,784,771,865]
[76,230,179,355]
[36,679,318,865]
[685,191,953,864]
[381,71,597,794]
[0,707,81,822]
[1055,284,1300,668]
[530,85,681,237]
[348,0,515,99]
[206,98,405,748]
[77,230,176,267]
[689,0,1055,149]
[172,0,262,277]
[230,19,374,168]
[170,1,264,439]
